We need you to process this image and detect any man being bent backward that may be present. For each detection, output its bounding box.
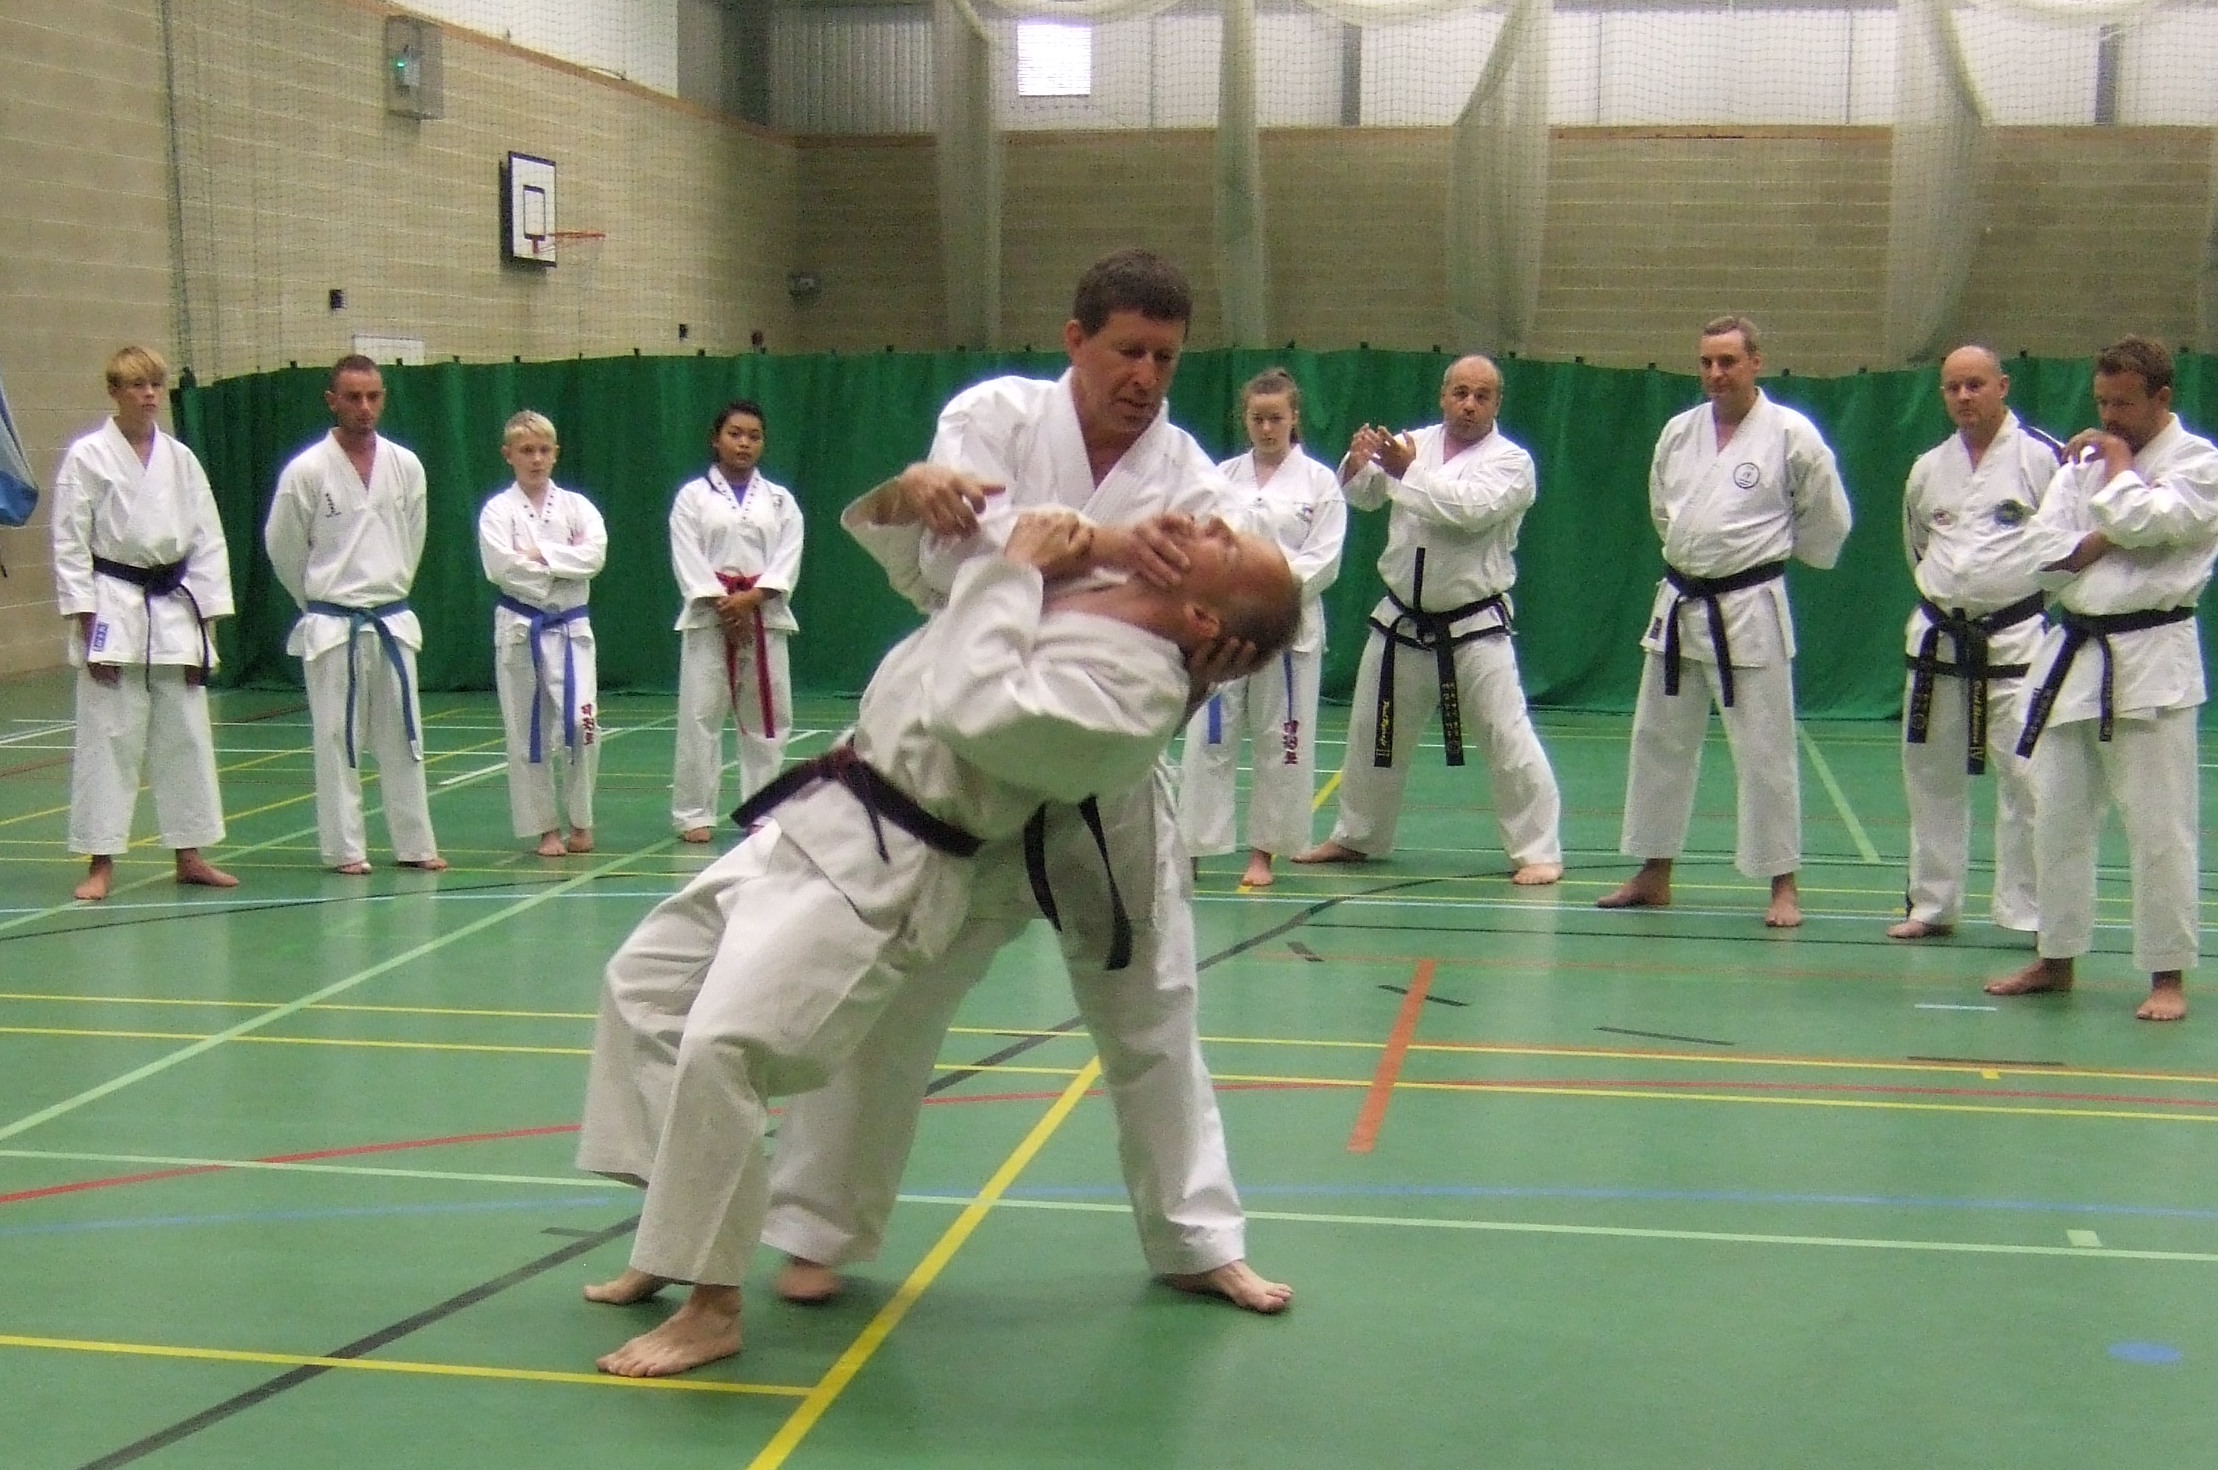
[576,510,1299,1377]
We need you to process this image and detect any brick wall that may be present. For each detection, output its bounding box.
[793,136,943,351]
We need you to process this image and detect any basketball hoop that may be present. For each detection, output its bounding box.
[536,229,606,268]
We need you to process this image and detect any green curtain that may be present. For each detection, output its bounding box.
[174,348,2218,718]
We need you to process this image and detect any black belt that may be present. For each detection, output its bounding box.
[1365,548,1508,769]
[2016,605,2197,756]
[730,743,983,861]
[1904,592,2044,775]
[92,554,209,687]
[1661,560,1786,709]
[1023,796,1133,972]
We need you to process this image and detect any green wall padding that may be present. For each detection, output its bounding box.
[174,348,2216,718]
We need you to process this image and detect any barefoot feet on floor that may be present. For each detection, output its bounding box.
[1886,917,1953,940]
[174,849,237,889]
[566,828,595,854]
[1597,861,1670,910]
[73,856,115,902]
[584,1268,669,1305]
[1511,862,1562,886]
[398,856,449,871]
[1985,958,2073,998]
[774,1257,843,1304]
[1163,1260,1293,1314]
[1291,840,1367,865]
[334,859,373,877]
[1240,851,1275,887]
[536,832,567,858]
[596,1286,741,1378]
[679,827,713,844]
[2138,976,2187,1023]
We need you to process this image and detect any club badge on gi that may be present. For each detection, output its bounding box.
[1993,500,2030,526]
[1733,462,1761,488]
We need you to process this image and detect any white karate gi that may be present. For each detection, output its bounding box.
[669,465,803,830]
[578,554,1190,1285]
[2018,416,2218,972]
[52,421,234,856]
[478,483,608,839]
[1321,425,1562,866]
[265,432,436,868]
[1622,392,1852,879]
[1178,446,1345,858]
[1898,412,2061,930]
[762,371,1253,1278]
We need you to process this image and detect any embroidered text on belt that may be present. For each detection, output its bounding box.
[497,593,590,763]
[731,743,983,863]
[1022,796,1135,971]
[717,571,779,740]
[1205,648,1302,766]
[1366,548,1507,768]
[2015,605,2196,756]
[305,599,418,768]
[92,554,210,688]
[1660,560,1787,709]
[1903,591,2044,775]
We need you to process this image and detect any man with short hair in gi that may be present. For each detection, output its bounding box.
[1293,354,1564,882]
[1889,345,2063,941]
[1597,316,1852,928]
[53,345,237,902]
[757,248,1294,1315]
[1984,336,2218,1022]
[264,355,447,874]
[578,510,1301,1377]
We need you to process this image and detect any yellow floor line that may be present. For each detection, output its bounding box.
[0,1332,806,1396]
[746,1058,1105,1470]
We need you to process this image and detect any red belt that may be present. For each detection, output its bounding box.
[717,572,778,738]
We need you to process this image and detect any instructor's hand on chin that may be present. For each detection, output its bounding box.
[1123,513,1195,589]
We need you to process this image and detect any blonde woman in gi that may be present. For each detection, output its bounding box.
[478,411,608,858]
[1178,367,1345,887]
[53,346,236,901]
[669,400,803,842]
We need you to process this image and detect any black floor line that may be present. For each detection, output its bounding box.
[1380,983,1468,1008]
[76,1215,641,1470]
[1905,1055,2067,1068]
[1595,1025,1734,1047]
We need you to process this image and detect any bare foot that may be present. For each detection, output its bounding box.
[73,856,115,902]
[584,1268,669,1305]
[536,832,567,858]
[1597,860,1671,910]
[334,859,373,876]
[398,856,449,871]
[1764,874,1802,929]
[2138,975,2187,1023]
[1985,958,2073,997]
[1240,850,1275,888]
[679,827,714,844]
[596,1286,742,1378]
[774,1257,844,1304]
[566,829,595,854]
[1886,918,1953,940]
[1511,862,1562,886]
[1163,1260,1293,1315]
[1292,840,1368,865]
[174,850,238,889]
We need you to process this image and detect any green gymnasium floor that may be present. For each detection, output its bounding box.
[2,675,2215,1469]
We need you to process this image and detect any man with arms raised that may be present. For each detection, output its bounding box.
[1597,316,1851,927]
[265,355,446,874]
[1890,345,2062,941]
[758,249,1293,1314]
[1294,355,1563,882]
[579,511,1300,1375]
[1986,336,2218,1021]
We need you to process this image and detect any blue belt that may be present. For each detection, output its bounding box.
[498,593,590,762]
[306,599,416,768]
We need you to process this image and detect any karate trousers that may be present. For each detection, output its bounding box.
[2032,709,2200,973]
[304,633,436,868]
[577,827,948,1286]
[672,624,790,833]
[761,771,1248,1278]
[1178,646,1321,859]
[495,629,599,838]
[1324,625,1561,866]
[1620,652,1800,880]
[1900,670,2037,931]
[68,664,225,855]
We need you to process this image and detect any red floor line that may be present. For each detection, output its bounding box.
[1348,959,1435,1154]
[1419,1076,2218,1109]
[0,1164,223,1207]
